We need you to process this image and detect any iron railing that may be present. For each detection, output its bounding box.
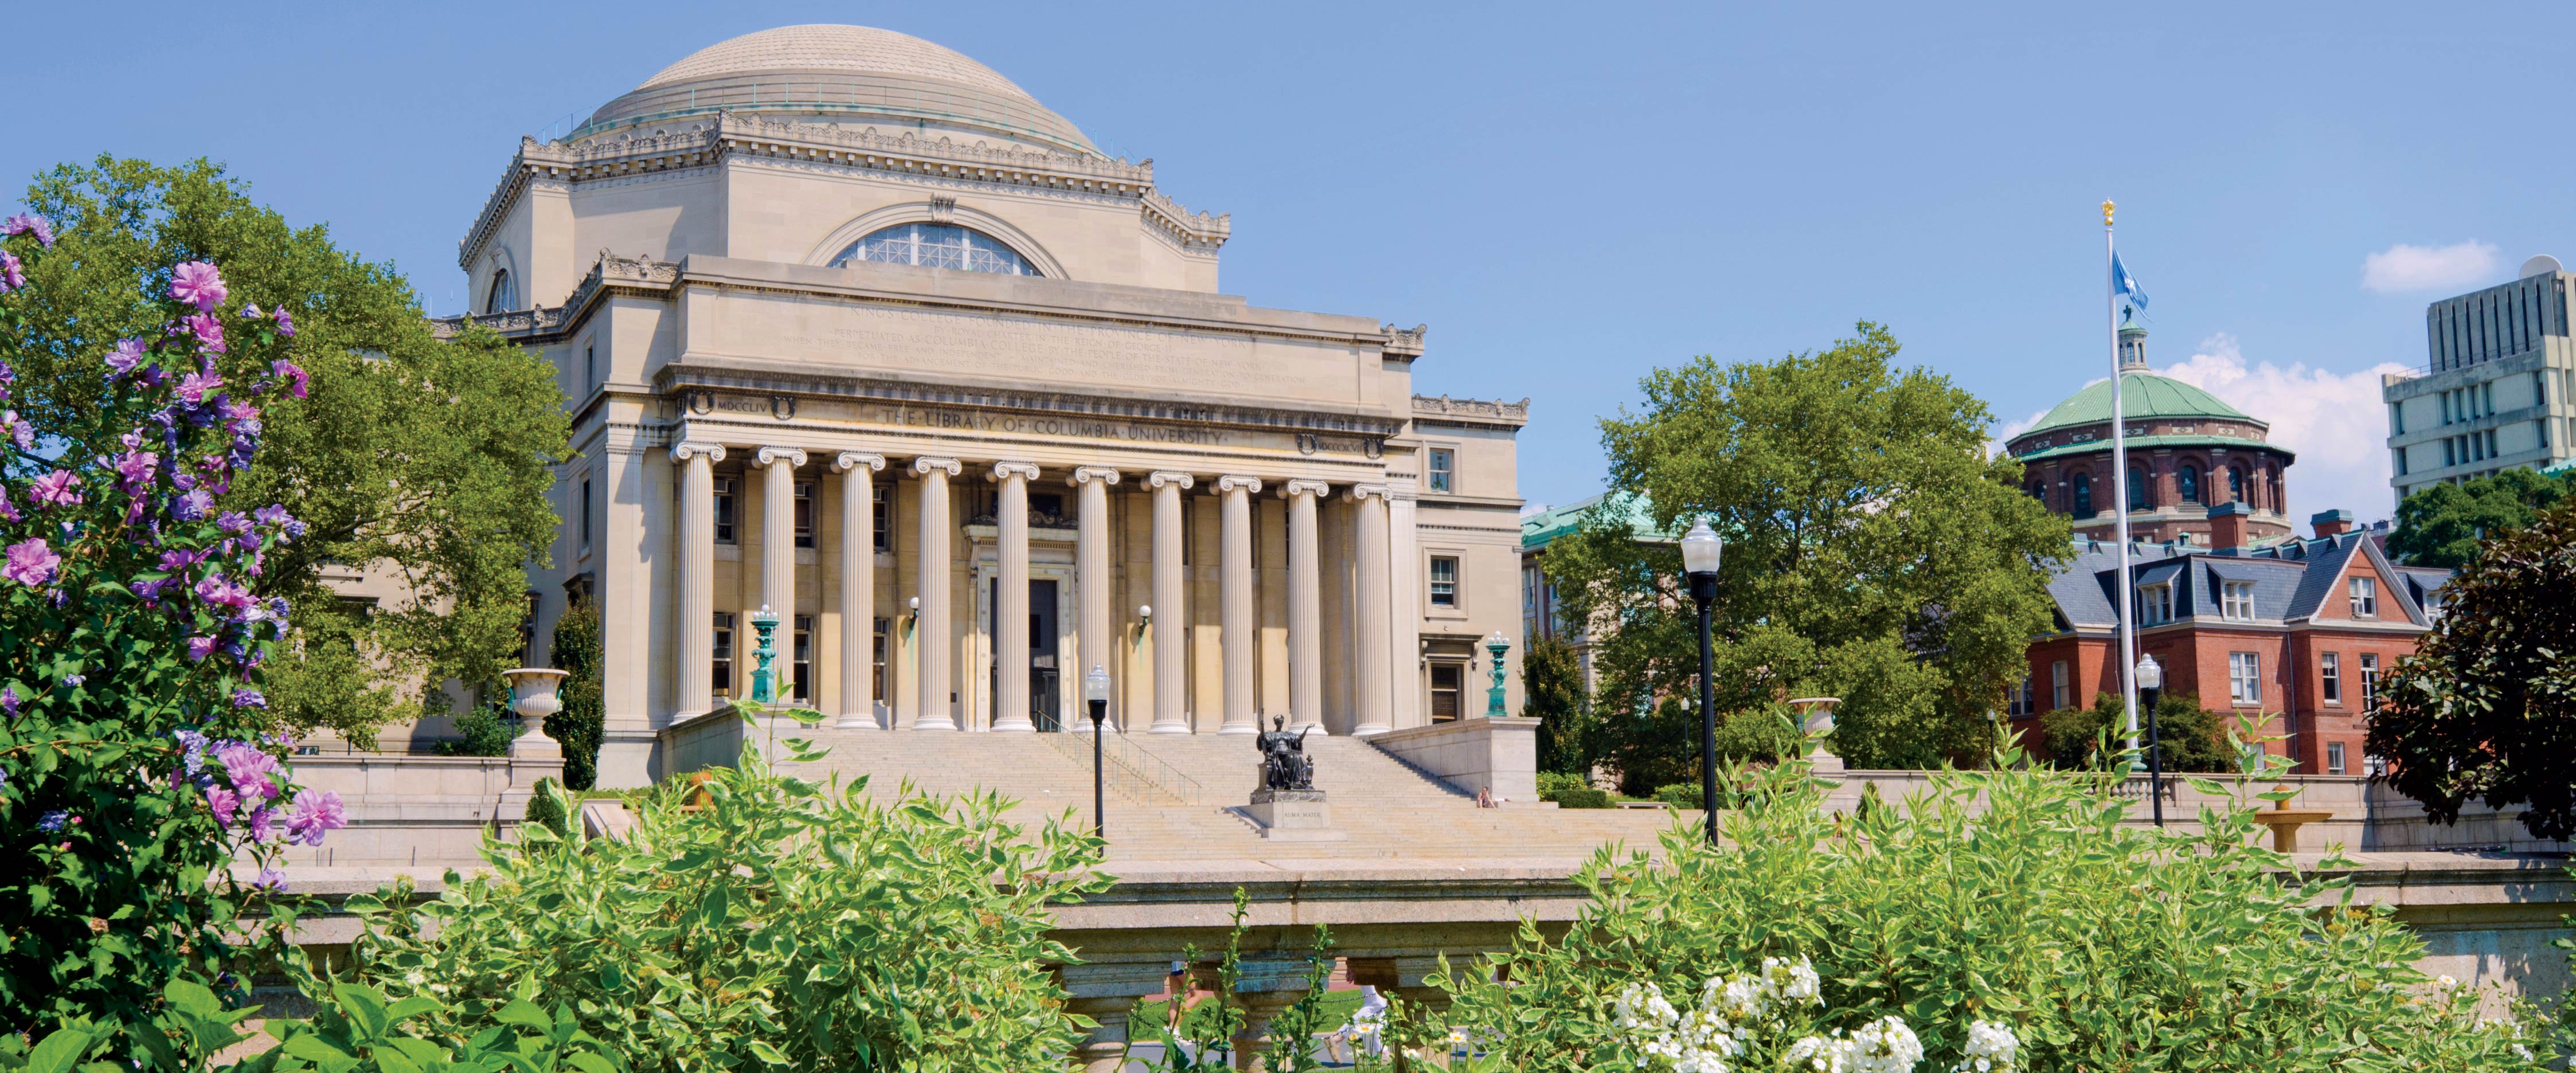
[1046,726,1205,806]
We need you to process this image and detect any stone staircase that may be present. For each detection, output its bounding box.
[767,729,1682,864]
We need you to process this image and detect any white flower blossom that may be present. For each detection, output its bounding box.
[1784,1016,1924,1073]
[1952,1020,2019,1072]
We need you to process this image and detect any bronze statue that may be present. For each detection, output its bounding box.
[1256,715,1314,791]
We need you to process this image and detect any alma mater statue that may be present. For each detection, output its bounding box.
[1256,715,1315,791]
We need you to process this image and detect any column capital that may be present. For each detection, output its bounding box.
[1069,465,1122,487]
[831,451,885,473]
[988,461,1041,483]
[669,441,726,464]
[753,445,807,468]
[1344,483,1391,502]
[1146,471,1195,491]
[1215,475,1264,495]
[1278,479,1331,499]
[912,456,963,477]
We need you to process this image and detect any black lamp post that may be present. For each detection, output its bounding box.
[2137,654,2165,827]
[1085,663,1112,839]
[1680,520,1724,847]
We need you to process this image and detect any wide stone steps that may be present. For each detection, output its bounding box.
[763,727,1681,863]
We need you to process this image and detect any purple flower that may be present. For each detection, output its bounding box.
[36,810,69,833]
[205,785,240,828]
[175,370,224,406]
[245,808,277,843]
[28,469,81,507]
[0,686,15,715]
[271,306,296,337]
[3,538,59,586]
[173,488,213,522]
[217,743,278,800]
[186,636,216,662]
[240,303,263,319]
[0,251,21,293]
[193,573,253,612]
[106,338,148,375]
[0,488,17,524]
[232,688,265,709]
[175,729,209,774]
[268,596,291,621]
[61,674,81,688]
[182,314,226,355]
[6,412,35,451]
[252,868,286,892]
[2,213,53,248]
[116,450,159,491]
[253,504,290,528]
[217,511,253,536]
[169,261,228,312]
[271,359,308,400]
[284,789,346,847]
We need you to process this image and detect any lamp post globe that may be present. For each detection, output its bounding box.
[1085,663,1112,838]
[1680,520,1723,846]
[2136,654,2166,827]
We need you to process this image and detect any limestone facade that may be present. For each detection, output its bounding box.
[432,26,1529,784]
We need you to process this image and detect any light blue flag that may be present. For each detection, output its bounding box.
[2111,253,2149,312]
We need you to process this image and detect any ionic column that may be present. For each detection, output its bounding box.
[1215,476,1262,735]
[912,457,963,731]
[1147,472,1194,734]
[671,442,725,718]
[754,448,806,676]
[990,462,1041,733]
[1070,467,1121,730]
[1280,481,1328,734]
[1349,484,1394,737]
[833,452,885,729]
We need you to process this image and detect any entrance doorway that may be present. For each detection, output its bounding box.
[987,577,1064,731]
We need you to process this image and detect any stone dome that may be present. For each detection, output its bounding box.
[578,25,1096,155]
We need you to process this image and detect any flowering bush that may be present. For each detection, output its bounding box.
[1431,747,2550,1072]
[0,213,344,1061]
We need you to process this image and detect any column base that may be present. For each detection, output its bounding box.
[990,719,1036,733]
[1148,720,1193,735]
[1215,722,1259,736]
[832,711,881,730]
[1351,723,1393,738]
[913,714,960,731]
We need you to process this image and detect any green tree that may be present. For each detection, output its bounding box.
[1524,634,1594,774]
[547,596,605,789]
[2388,467,2576,567]
[1544,323,2067,774]
[14,157,567,747]
[2038,691,2237,773]
[2370,499,2576,839]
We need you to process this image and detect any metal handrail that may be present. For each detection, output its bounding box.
[1047,726,1204,806]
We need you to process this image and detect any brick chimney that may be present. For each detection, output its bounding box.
[2209,501,2252,551]
[2311,508,2354,539]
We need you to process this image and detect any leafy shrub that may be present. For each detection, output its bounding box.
[432,702,513,757]
[1652,784,1699,810]
[10,979,626,1073]
[1554,788,1613,810]
[0,214,346,1062]
[1434,750,2550,1071]
[1535,771,1587,800]
[332,743,1111,1071]
[2037,691,2234,772]
[547,596,605,789]
[521,777,569,838]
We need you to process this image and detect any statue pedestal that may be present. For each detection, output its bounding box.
[1245,788,1346,842]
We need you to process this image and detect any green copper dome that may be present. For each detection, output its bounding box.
[2021,373,2254,438]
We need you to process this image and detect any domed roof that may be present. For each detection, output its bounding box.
[2021,373,2257,439]
[579,25,1096,155]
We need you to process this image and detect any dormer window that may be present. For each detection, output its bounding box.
[483,269,517,314]
[2138,582,2175,625]
[832,223,1040,277]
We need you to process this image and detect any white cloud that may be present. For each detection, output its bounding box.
[2153,334,2410,524]
[2362,240,2499,293]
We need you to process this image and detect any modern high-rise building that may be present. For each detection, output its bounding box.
[2381,256,2576,508]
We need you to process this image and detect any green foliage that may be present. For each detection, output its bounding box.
[521,777,570,839]
[2389,467,2576,568]
[1545,323,2068,779]
[546,597,605,789]
[1650,783,1699,810]
[2371,500,2576,839]
[1433,751,2550,1072]
[1539,773,1612,809]
[330,745,1112,1071]
[2036,691,2235,773]
[3,979,625,1073]
[1555,788,1613,809]
[432,702,513,758]
[17,158,567,746]
[1522,635,1593,774]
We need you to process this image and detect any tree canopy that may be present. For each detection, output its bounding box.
[13,157,566,746]
[1542,323,2067,779]
[2387,467,2576,568]
[2369,499,2576,839]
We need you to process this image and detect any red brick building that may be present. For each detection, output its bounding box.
[2006,508,2450,774]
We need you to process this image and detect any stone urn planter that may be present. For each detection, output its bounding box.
[502,667,570,760]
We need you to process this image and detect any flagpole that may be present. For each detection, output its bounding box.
[2105,201,2140,753]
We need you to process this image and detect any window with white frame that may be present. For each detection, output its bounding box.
[2228,651,2262,705]
[2139,582,2175,625]
[2359,653,2379,708]
[2348,575,2378,618]
[2006,675,2038,717]
[2321,652,2341,703]
[2051,659,2070,710]
[713,477,738,545]
[2327,741,2347,776]
[712,612,737,698]
[1427,448,1456,494]
[830,223,1041,276]
[2221,579,2255,621]
[1429,556,1460,608]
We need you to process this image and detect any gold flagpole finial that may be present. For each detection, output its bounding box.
[2102,201,2116,226]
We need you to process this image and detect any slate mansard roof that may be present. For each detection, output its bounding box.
[2045,528,2449,634]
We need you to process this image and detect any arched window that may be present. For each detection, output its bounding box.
[2268,464,2283,510]
[2073,473,2094,517]
[2025,481,2047,506]
[2228,465,2245,503]
[2127,467,2148,511]
[2178,464,2200,504]
[483,269,517,314]
[830,223,1040,276]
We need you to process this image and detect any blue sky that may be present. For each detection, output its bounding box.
[9,2,2571,524]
